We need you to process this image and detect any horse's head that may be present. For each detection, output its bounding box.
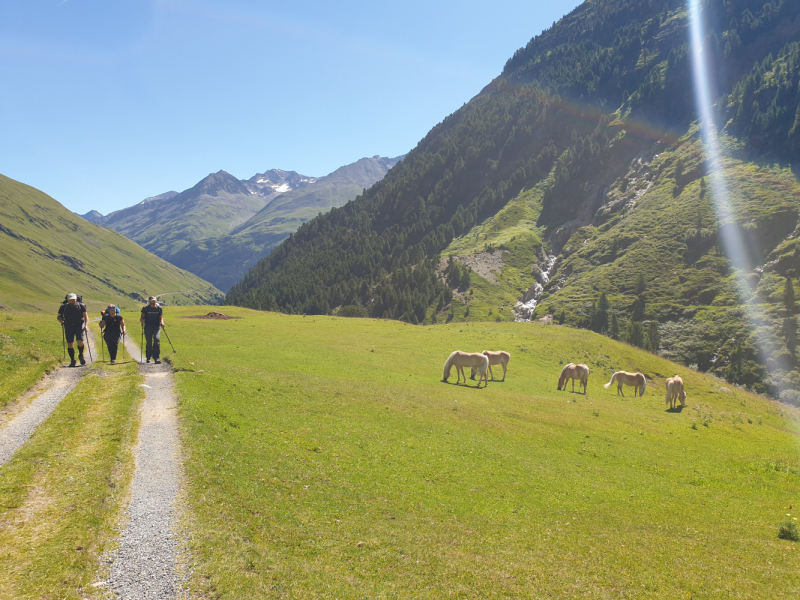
[557,375,564,390]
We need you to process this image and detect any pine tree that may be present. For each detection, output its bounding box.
[610,312,620,340]
[628,321,645,348]
[646,320,660,353]
[785,277,796,315]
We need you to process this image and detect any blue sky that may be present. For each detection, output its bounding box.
[1,0,583,214]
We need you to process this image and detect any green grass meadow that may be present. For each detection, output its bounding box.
[0,310,64,410]
[162,307,800,598]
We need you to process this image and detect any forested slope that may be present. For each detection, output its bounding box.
[228,0,800,397]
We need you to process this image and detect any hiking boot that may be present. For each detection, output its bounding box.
[154,359,161,364]
[79,356,86,366]
[69,360,77,368]
[146,358,151,363]
[110,360,116,364]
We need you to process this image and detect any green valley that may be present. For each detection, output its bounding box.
[0,175,223,312]
[227,0,800,398]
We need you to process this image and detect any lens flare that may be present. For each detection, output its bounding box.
[688,0,774,369]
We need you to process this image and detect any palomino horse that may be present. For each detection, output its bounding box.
[558,363,590,394]
[443,351,489,388]
[665,376,686,409]
[470,350,511,381]
[604,371,647,397]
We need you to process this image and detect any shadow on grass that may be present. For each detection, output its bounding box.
[442,380,487,389]
[666,405,685,413]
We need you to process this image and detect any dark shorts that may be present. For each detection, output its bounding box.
[64,324,85,343]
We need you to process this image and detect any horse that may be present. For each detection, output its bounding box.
[470,350,511,381]
[443,351,489,388]
[603,371,647,397]
[557,363,590,394]
[665,376,686,409]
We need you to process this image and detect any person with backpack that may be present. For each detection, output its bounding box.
[140,296,164,364]
[99,304,127,364]
[57,293,88,367]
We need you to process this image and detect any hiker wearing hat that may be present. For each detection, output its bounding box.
[140,296,164,364]
[57,293,88,367]
[99,304,126,364]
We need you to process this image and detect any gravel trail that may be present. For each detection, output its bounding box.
[0,328,97,467]
[104,333,186,599]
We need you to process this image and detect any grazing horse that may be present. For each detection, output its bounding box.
[603,371,647,397]
[665,376,687,409]
[557,363,590,394]
[443,351,489,388]
[470,350,511,381]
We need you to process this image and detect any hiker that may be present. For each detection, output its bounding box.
[99,304,126,364]
[57,293,88,367]
[140,296,164,364]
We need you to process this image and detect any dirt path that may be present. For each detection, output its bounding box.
[104,334,186,599]
[0,328,97,467]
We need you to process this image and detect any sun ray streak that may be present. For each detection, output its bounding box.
[687,0,776,371]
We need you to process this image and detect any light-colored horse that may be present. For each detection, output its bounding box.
[443,351,489,387]
[665,376,686,409]
[470,350,510,381]
[558,363,589,394]
[604,371,647,397]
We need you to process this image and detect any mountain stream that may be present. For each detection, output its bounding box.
[513,254,557,322]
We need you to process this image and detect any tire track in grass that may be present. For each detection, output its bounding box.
[0,328,97,467]
[104,333,187,599]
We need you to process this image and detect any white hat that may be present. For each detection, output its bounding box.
[148,296,157,301]
[66,293,77,300]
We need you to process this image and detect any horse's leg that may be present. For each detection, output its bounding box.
[489,364,494,381]
[618,383,624,397]
[502,362,507,381]
[456,365,462,384]
[571,378,575,393]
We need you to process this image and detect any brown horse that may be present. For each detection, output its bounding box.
[470,350,511,381]
[443,351,489,388]
[558,363,590,394]
[665,376,686,409]
[604,371,647,397]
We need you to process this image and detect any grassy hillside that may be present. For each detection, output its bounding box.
[154,307,800,598]
[438,127,800,398]
[0,174,223,312]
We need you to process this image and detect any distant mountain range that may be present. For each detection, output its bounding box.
[82,156,401,290]
[0,175,222,311]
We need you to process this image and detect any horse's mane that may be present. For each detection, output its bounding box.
[443,350,459,381]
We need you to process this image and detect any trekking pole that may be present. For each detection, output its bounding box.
[99,313,105,363]
[140,324,144,364]
[84,326,93,363]
[61,323,66,364]
[121,331,126,362]
[162,325,177,354]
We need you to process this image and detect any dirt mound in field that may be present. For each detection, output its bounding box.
[180,312,240,320]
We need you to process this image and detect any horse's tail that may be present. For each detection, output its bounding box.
[603,372,617,389]
[665,380,672,406]
[443,351,457,381]
[582,365,589,385]
[640,374,647,396]
[480,354,489,375]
